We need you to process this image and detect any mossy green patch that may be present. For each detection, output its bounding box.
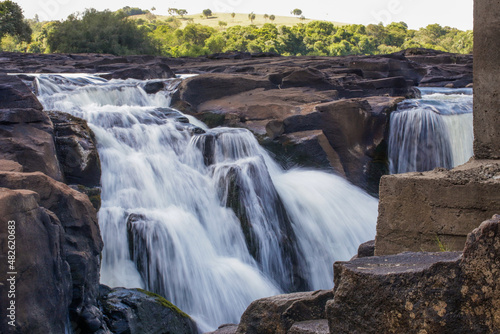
[135,289,191,318]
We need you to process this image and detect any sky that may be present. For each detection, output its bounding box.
[17,0,473,30]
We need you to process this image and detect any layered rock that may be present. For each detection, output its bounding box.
[99,286,197,334]
[327,215,500,334]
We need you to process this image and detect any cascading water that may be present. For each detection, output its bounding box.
[389,87,473,174]
[35,74,378,331]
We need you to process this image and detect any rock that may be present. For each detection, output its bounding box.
[327,251,464,334]
[0,171,103,331]
[0,107,64,181]
[283,96,402,193]
[328,214,500,334]
[236,290,334,334]
[356,239,375,258]
[0,159,22,172]
[100,287,197,334]
[287,319,329,334]
[48,111,101,188]
[375,159,500,255]
[206,323,239,334]
[143,80,166,94]
[108,63,175,80]
[0,188,72,334]
[266,130,345,175]
[0,74,43,110]
[460,214,500,332]
[172,73,274,111]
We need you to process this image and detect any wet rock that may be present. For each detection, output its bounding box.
[100,287,198,334]
[48,111,101,188]
[0,188,72,334]
[236,290,334,334]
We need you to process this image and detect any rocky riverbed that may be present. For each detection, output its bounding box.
[0,49,488,334]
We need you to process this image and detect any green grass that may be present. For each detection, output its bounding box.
[132,12,346,29]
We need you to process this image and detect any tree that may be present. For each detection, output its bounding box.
[47,9,158,55]
[202,9,212,18]
[248,12,256,24]
[269,14,275,22]
[0,0,32,43]
[178,9,188,18]
[291,8,302,17]
[231,12,235,19]
[264,14,269,21]
[168,8,177,16]
[218,21,227,29]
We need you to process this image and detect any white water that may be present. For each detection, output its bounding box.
[389,87,473,174]
[35,74,378,332]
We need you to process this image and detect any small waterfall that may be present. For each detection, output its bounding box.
[35,74,378,331]
[389,87,473,174]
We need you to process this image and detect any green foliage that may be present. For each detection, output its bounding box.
[6,6,472,58]
[46,9,159,55]
[116,6,148,17]
[202,9,212,18]
[248,12,256,24]
[0,0,32,45]
[291,8,302,17]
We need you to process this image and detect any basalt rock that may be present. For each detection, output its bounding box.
[99,287,198,334]
[0,76,63,181]
[236,290,334,334]
[48,110,101,188]
[327,214,500,334]
[0,171,104,332]
[0,188,72,334]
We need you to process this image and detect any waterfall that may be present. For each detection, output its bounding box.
[35,74,378,332]
[388,87,473,174]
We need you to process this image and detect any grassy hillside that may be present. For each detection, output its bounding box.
[133,12,347,29]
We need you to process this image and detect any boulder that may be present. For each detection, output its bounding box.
[0,171,103,331]
[266,130,345,175]
[0,188,72,334]
[100,287,197,334]
[460,214,500,332]
[48,111,101,188]
[327,251,464,334]
[0,107,63,181]
[236,290,334,334]
[0,74,43,110]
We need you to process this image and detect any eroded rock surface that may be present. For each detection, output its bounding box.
[328,214,500,334]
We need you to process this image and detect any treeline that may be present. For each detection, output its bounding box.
[1,7,473,56]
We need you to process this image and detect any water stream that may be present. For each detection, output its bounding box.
[35,74,378,332]
[388,87,473,174]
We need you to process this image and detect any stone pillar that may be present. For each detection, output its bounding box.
[473,0,500,159]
